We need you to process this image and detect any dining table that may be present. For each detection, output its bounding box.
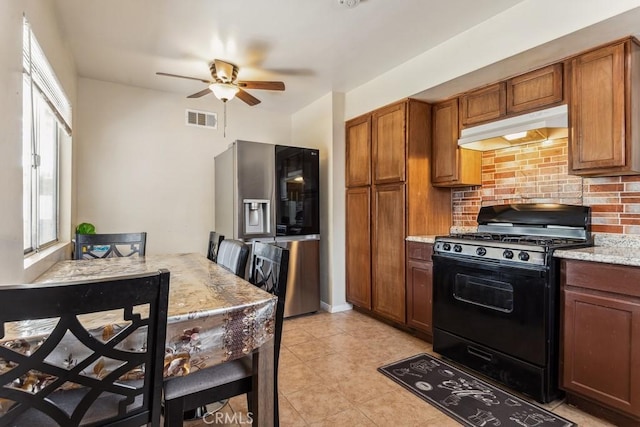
[7,252,277,426]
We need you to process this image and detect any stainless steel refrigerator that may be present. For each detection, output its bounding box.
[214,140,320,317]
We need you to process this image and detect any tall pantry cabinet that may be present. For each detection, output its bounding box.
[345,99,451,325]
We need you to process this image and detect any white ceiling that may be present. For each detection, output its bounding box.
[52,0,528,114]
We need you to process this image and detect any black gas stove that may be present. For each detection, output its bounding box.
[434,204,593,266]
[432,203,593,403]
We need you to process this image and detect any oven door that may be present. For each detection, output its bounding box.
[433,253,549,366]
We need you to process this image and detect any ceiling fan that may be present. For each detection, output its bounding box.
[156,59,285,106]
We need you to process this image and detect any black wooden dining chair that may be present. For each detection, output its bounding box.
[162,242,289,427]
[75,232,147,259]
[215,239,250,278]
[206,231,225,262]
[0,270,170,426]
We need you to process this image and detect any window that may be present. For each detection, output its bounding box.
[22,17,72,254]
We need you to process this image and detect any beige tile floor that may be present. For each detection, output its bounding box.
[184,310,615,426]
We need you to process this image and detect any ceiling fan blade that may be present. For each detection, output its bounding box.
[213,59,237,83]
[156,72,211,84]
[236,89,261,106]
[238,81,285,91]
[187,88,212,99]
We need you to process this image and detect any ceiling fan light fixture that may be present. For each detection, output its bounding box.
[209,82,239,102]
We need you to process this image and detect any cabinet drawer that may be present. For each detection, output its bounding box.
[407,241,433,261]
[562,259,640,298]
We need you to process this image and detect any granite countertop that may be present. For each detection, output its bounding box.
[554,246,640,268]
[555,233,640,268]
[406,235,438,244]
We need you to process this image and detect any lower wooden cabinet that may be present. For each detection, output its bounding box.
[371,183,406,323]
[561,260,640,423]
[406,241,433,337]
[345,187,372,309]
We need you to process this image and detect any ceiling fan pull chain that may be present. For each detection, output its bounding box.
[223,101,227,138]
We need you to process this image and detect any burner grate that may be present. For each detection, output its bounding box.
[451,233,587,247]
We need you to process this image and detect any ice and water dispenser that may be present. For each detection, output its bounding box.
[243,199,270,235]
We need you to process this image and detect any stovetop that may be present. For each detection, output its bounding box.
[434,234,593,266]
[434,204,594,266]
[449,232,588,247]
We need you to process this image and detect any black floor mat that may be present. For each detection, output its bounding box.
[378,353,576,427]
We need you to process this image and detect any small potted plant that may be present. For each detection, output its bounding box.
[75,222,96,235]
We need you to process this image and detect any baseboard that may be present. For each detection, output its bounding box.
[565,393,640,427]
[320,301,352,313]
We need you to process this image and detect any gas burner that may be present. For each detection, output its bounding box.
[501,236,562,245]
[451,233,588,247]
[435,204,593,267]
[452,233,501,241]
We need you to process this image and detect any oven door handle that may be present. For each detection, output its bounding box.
[467,345,493,362]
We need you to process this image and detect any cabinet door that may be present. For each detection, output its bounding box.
[563,288,640,417]
[432,100,481,187]
[372,183,406,323]
[569,42,626,172]
[507,63,564,114]
[432,99,460,184]
[372,102,406,184]
[345,187,371,309]
[406,242,433,335]
[345,114,371,187]
[460,82,506,127]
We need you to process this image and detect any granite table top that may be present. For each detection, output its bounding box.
[1,253,277,389]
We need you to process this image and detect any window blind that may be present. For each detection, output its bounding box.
[23,18,72,135]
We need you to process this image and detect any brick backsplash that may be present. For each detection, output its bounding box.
[451,138,640,234]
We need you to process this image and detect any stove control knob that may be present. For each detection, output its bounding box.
[518,251,530,261]
[503,249,514,259]
[442,243,451,251]
[453,244,462,253]
[476,247,487,256]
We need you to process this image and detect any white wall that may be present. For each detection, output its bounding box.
[345,0,640,119]
[291,92,349,313]
[75,78,291,255]
[0,0,76,284]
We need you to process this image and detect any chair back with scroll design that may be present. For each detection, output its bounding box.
[206,231,225,262]
[0,270,170,426]
[249,242,289,422]
[75,232,147,260]
[216,239,249,278]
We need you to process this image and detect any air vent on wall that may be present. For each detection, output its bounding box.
[186,109,218,129]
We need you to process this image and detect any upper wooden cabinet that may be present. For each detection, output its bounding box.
[569,38,640,176]
[507,63,564,114]
[372,102,406,184]
[461,64,565,128]
[345,114,371,187]
[460,82,506,127]
[432,98,482,187]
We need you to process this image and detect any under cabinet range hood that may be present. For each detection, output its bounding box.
[458,104,568,151]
